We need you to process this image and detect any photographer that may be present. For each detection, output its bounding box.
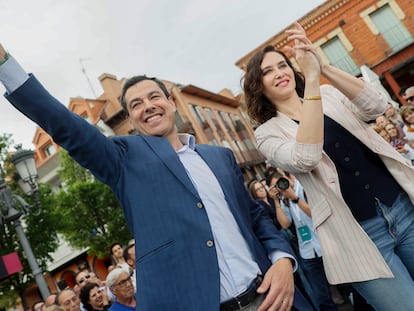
[268,170,337,311]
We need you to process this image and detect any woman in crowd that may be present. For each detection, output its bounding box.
[400,105,414,148]
[384,103,403,127]
[243,22,414,310]
[80,282,111,311]
[248,179,280,229]
[384,121,414,164]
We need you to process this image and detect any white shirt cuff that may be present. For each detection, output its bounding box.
[0,55,29,94]
[268,250,298,272]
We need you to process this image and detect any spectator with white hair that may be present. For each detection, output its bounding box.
[106,268,135,311]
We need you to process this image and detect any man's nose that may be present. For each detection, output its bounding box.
[143,99,156,112]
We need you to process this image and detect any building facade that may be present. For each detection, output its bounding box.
[236,0,414,105]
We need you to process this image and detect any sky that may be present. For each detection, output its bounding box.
[0,0,325,149]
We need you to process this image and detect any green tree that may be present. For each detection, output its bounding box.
[53,149,131,258]
[0,134,59,308]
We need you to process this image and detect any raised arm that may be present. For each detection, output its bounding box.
[0,43,123,188]
[285,23,323,145]
[320,64,365,100]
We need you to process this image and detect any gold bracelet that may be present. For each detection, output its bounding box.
[303,95,321,101]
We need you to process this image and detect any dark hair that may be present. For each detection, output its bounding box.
[242,46,305,124]
[79,282,99,311]
[74,270,90,285]
[266,170,285,188]
[264,166,277,179]
[399,86,408,96]
[123,243,134,261]
[56,289,77,306]
[31,300,44,311]
[109,242,122,255]
[120,75,170,114]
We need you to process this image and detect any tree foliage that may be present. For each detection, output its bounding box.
[0,134,59,308]
[52,149,131,258]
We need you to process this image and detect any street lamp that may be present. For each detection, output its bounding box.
[0,149,50,299]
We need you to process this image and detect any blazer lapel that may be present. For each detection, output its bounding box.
[141,135,200,197]
[195,145,246,223]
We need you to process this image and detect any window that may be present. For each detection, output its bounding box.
[191,105,205,124]
[175,111,184,130]
[44,144,56,157]
[321,37,360,76]
[369,4,413,52]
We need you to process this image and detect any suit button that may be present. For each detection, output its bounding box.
[206,240,214,247]
[197,202,203,208]
[364,184,370,190]
[344,157,350,162]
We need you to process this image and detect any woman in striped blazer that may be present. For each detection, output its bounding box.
[243,23,414,311]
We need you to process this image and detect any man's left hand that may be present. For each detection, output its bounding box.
[256,258,294,311]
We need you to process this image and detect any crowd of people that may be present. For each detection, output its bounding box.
[1,21,414,311]
[29,241,137,311]
[371,90,414,165]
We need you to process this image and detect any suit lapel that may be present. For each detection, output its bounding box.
[195,145,246,223]
[141,135,200,197]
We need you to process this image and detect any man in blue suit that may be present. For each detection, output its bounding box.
[0,46,312,311]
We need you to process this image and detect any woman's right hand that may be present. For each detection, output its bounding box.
[285,22,321,81]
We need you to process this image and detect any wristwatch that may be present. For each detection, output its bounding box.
[291,197,300,204]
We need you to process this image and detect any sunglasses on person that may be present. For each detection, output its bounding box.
[78,274,90,284]
[406,95,414,103]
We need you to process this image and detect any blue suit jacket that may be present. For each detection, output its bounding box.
[6,76,312,310]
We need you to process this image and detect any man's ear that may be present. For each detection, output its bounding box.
[168,95,177,112]
[128,116,140,133]
[127,115,135,129]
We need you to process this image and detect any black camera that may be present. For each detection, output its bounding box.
[276,177,290,190]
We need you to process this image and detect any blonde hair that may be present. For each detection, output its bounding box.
[400,105,414,126]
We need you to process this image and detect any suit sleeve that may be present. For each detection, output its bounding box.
[5,75,124,188]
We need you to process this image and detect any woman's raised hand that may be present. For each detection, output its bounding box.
[285,22,321,80]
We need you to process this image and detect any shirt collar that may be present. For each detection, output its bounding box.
[178,134,196,151]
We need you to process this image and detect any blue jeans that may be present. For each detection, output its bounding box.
[352,192,414,311]
[299,256,337,311]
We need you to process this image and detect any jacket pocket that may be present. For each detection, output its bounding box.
[312,199,332,229]
[136,239,174,264]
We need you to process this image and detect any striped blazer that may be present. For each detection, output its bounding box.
[255,83,414,284]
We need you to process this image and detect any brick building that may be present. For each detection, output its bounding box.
[236,0,414,105]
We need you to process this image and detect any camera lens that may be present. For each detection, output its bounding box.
[276,177,290,190]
